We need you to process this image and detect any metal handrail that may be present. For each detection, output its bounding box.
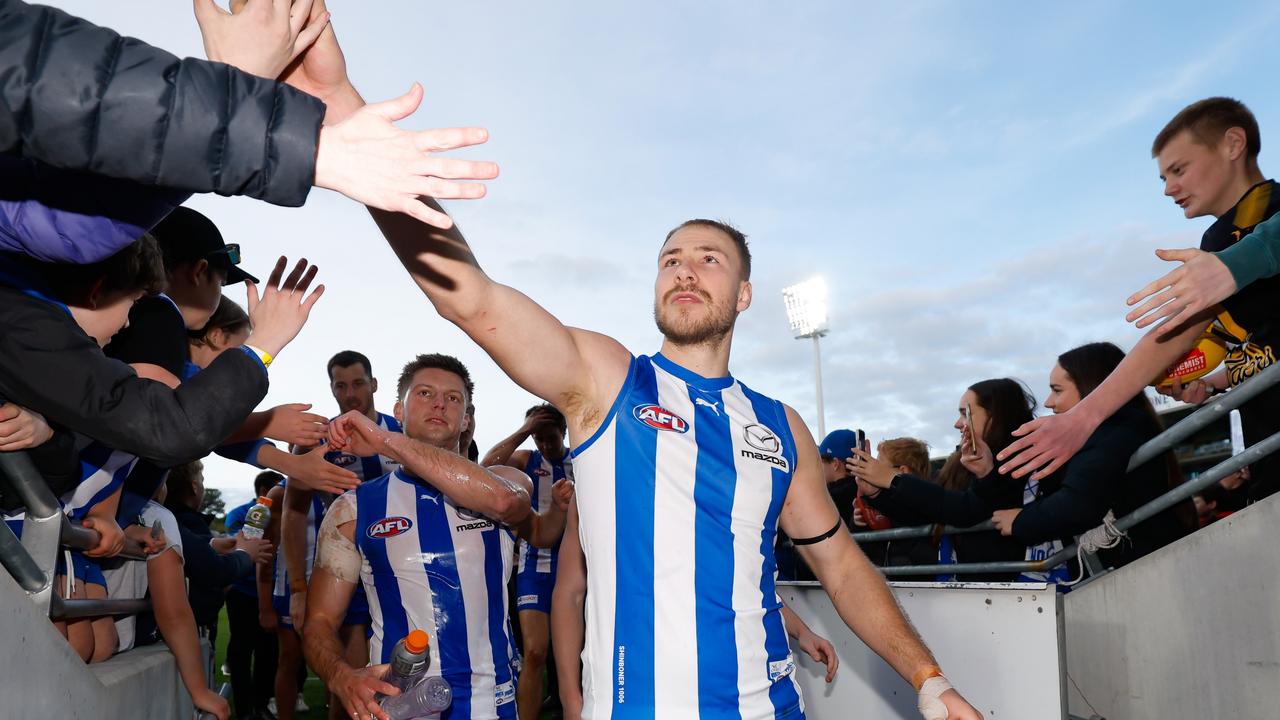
[49,595,151,620]
[1127,359,1280,470]
[0,517,44,592]
[0,450,61,612]
[61,516,148,561]
[875,428,1280,577]
[854,361,1280,578]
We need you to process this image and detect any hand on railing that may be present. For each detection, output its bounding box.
[991,509,1021,537]
[81,516,125,558]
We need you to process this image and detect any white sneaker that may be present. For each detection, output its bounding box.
[295,697,309,712]
[266,698,277,716]
[220,663,230,676]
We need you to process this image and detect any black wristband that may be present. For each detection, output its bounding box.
[792,519,844,546]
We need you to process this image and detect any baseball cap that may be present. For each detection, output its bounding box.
[151,206,258,286]
[818,429,860,461]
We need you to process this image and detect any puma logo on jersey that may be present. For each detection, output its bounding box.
[694,397,721,416]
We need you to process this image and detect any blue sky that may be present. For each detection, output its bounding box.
[46,1,1280,507]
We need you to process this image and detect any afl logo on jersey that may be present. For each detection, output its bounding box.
[632,404,690,433]
[326,452,359,468]
[533,468,551,477]
[367,516,412,539]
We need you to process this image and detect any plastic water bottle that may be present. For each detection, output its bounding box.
[384,630,431,696]
[241,496,272,539]
[380,676,452,719]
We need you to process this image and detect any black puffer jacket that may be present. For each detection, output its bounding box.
[0,0,325,207]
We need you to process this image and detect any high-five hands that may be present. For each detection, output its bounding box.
[313,85,498,229]
[244,256,325,358]
[1126,248,1236,336]
[195,0,331,79]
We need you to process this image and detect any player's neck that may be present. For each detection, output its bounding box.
[659,334,733,379]
[363,407,380,423]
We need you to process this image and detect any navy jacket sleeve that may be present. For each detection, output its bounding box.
[0,287,269,467]
[1010,411,1147,545]
[0,0,324,206]
[175,515,253,588]
[867,471,1022,528]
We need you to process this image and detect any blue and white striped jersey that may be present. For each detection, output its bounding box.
[354,469,518,720]
[324,411,403,481]
[570,353,805,720]
[63,436,139,522]
[516,450,573,580]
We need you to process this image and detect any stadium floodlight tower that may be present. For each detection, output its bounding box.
[782,276,830,439]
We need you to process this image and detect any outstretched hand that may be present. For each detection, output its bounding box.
[195,0,330,79]
[0,403,54,451]
[263,403,328,446]
[288,446,360,494]
[995,412,1091,480]
[244,256,325,358]
[1126,248,1236,336]
[313,83,499,229]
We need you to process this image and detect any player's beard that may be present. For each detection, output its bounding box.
[654,287,738,348]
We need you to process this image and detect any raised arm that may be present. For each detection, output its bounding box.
[998,309,1216,480]
[368,203,631,429]
[551,501,587,720]
[778,405,980,720]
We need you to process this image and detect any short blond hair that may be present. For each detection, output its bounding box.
[878,438,931,478]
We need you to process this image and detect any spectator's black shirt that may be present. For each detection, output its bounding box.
[1201,179,1280,387]
[104,295,187,378]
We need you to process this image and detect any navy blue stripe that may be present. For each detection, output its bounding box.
[740,388,802,717]
[482,524,516,718]
[414,479,473,719]
[355,477,407,664]
[612,356,657,715]
[570,356,638,460]
[690,386,741,717]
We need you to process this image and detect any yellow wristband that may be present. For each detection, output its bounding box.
[911,665,944,692]
[245,345,274,368]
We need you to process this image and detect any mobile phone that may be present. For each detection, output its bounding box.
[964,403,977,453]
[855,429,866,453]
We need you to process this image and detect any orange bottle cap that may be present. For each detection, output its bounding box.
[405,630,430,654]
[257,496,273,507]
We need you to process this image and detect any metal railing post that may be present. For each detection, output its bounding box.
[0,451,61,613]
[0,518,45,592]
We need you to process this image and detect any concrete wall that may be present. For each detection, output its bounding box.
[780,581,1065,718]
[1064,494,1280,719]
[0,571,195,719]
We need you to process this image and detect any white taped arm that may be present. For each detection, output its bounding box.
[314,492,360,585]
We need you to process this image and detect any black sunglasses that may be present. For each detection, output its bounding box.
[205,243,242,266]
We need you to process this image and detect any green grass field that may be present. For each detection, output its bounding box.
[214,607,331,719]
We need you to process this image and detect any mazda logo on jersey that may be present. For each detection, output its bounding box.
[743,424,781,454]
[367,516,412,539]
[632,404,689,433]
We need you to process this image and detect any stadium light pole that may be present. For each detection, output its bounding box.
[782,277,829,440]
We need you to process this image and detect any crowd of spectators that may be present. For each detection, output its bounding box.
[1,0,1279,719]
